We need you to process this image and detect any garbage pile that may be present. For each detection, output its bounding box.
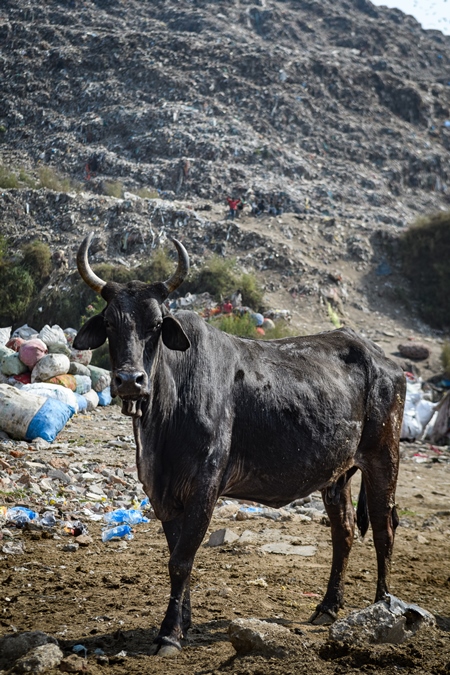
[0,503,151,552]
[0,324,112,443]
[401,373,450,443]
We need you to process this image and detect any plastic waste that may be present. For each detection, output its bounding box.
[40,511,57,528]
[72,645,88,658]
[140,497,150,508]
[104,509,149,526]
[97,386,112,406]
[0,326,11,347]
[6,506,38,526]
[102,524,133,542]
[63,520,88,536]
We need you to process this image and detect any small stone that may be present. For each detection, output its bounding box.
[32,438,51,451]
[12,642,63,673]
[60,654,89,672]
[206,528,239,546]
[417,534,428,544]
[228,618,292,656]
[260,542,317,556]
[398,343,430,360]
[63,543,79,552]
[75,534,93,547]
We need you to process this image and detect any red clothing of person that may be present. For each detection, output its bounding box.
[227,197,240,210]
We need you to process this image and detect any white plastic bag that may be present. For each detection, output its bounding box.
[38,324,68,346]
[0,327,11,347]
[31,354,70,383]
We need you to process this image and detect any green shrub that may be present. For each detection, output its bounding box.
[186,256,265,310]
[399,211,450,329]
[0,263,35,324]
[135,187,159,199]
[38,166,71,192]
[210,313,259,338]
[441,342,450,378]
[103,181,123,198]
[0,165,19,189]
[263,321,296,339]
[327,302,342,328]
[21,241,52,285]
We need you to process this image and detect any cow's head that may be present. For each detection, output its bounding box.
[73,233,190,417]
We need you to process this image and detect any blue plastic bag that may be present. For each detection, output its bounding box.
[102,524,133,542]
[26,397,74,443]
[97,386,112,406]
[104,509,149,526]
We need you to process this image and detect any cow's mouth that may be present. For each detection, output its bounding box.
[121,398,143,418]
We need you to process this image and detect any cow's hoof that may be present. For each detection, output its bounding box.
[157,645,181,658]
[308,608,337,625]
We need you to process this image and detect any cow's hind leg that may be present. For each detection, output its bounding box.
[310,471,356,625]
[363,448,399,603]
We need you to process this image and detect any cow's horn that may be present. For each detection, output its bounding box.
[77,232,106,294]
[163,238,190,294]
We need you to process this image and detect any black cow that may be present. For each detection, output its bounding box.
[74,234,406,656]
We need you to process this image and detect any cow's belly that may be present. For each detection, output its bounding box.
[221,418,362,507]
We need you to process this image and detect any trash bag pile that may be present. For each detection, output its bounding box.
[400,373,449,443]
[0,324,112,443]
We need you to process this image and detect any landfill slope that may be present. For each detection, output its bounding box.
[1,0,450,353]
[1,0,449,220]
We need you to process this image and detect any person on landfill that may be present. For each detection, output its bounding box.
[231,290,243,309]
[275,196,284,215]
[237,197,247,217]
[256,198,266,216]
[227,196,241,219]
[268,196,277,216]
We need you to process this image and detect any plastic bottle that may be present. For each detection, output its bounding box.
[101,524,133,542]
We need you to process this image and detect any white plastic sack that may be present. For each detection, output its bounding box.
[31,354,70,383]
[0,327,11,347]
[74,374,92,395]
[1,352,28,377]
[22,383,79,413]
[38,324,68,346]
[12,324,38,340]
[83,388,99,411]
[0,383,74,442]
[401,377,438,441]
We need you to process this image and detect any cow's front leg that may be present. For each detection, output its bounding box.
[161,516,192,635]
[154,489,218,656]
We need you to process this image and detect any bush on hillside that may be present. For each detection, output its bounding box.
[399,211,450,329]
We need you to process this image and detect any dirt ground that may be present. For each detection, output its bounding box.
[1,406,449,674]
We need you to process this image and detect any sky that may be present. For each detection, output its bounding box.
[371,0,450,35]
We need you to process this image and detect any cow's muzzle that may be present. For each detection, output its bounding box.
[113,371,149,414]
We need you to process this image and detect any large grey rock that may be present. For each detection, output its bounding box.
[260,542,317,556]
[329,595,436,646]
[228,618,292,656]
[12,643,63,673]
[0,632,57,669]
[206,528,239,546]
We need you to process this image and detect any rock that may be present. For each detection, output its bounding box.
[260,542,317,556]
[228,618,292,656]
[206,528,239,546]
[10,643,63,673]
[328,595,436,646]
[0,632,58,670]
[59,654,89,672]
[398,343,431,360]
[63,543,79,552]
[75,535,92,547]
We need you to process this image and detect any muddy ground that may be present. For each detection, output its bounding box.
[0,406,449,674]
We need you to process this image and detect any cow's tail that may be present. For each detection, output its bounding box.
[356,476,369,537]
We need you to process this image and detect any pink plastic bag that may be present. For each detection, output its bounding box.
[19,339,48,369]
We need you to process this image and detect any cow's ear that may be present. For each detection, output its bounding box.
[161,316,190,351]
[73,314,107,350]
